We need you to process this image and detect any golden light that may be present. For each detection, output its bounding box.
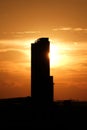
[49,44,61,68]
[49,41,71,68]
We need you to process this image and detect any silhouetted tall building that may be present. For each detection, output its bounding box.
[31,38,53,107]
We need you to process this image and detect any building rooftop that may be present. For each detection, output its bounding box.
[35,37,49,44]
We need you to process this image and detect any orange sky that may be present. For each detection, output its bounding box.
[0,0,87,101]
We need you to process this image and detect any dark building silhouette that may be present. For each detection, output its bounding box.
[31,38,53,107]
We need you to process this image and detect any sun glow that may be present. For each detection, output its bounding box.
[25,39,70,68]
[49,42,70,68]
[49,44,61,67]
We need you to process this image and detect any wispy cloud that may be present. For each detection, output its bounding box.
[2,31,40,35]
[16,31,41,34]
[0,70,30,99]
[0,31,41,39]
[0,39,33,52]
[53,27,87,32]
[73,28,84,31]
[53,27,72,31]
[0,50,29,63]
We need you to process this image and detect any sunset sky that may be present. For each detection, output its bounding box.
[0,0,87,101]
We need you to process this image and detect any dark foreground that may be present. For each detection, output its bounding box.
[0,97,87,128]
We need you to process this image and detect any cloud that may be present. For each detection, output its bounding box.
[15,31,41,34]
[73,28,84,31]
[80,63,87,67]
[0,43,24,50]
[53,27,72,31]
[0,31,41,39]
[52,27,87,42]
[66,49,87,57]
[53,27,87,32]
[55,84,87,101]
[53,67,87,101]
[0,50,29,63]
[2,31,40,35]
[0,70,30,99]
[0,39,25,44]
[0,39,32,51]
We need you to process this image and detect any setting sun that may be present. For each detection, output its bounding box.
[24,40,71,68]
[49,44,61,67]
[49,42,69,67]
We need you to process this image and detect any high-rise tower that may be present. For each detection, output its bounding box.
[31,38,53,106]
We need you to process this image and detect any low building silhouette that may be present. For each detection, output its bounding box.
[31,38,53,107]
